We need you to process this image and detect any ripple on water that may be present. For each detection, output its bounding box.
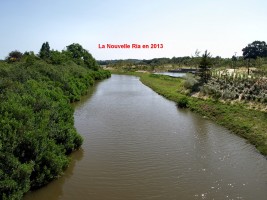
[24,75,267,200]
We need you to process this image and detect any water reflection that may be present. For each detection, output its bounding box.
[154,72,186,77]
[24,149,84,200]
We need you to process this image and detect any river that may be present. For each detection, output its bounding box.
[24,75,267,200]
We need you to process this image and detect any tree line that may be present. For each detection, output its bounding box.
[5,42,99,71]
[102,40,267,73]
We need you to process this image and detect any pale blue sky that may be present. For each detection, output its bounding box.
[1,0,266,60]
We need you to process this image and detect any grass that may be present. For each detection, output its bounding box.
[112,71,267,156]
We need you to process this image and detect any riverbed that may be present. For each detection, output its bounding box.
[24,75,267,200]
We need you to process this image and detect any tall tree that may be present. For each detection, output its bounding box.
[39,42,51,60]
[199,50,212,83]
[65,43,99,70]
[242,41,267,59]
[242,41,267,74]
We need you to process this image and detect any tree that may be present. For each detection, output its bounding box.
[39,42,51,60]
[66,43,84,63]
[242,41,267,74]
[65,43,99,70]
[199,50,212,83]
[242,41,267,59]
[6,50,23,62]
[23,51,36,66]
[50,50,66,65]
[83,52,98,70]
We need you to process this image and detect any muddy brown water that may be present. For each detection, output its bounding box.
[24,75,267,200]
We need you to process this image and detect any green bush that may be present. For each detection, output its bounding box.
[0,57,111,199]
[183,73,199,92]
[177,96,189,108]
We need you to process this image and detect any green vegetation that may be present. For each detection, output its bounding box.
[0,43,110,199]
[104,41,267,77]
[242,41,267,74]
[6,51,23,63]
[1,39,266,199]
[242,41,267,60]
[65,43,99,70]
[110,41,267,106]
[199,50,212,83]
[113,72,267,157]
[202,75,267,103]
[39,42,51,60]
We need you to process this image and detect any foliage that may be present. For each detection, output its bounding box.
[0,48,111,199]
[22,51,38,66]
[39,42,51,60]
[36,42,100,70]
[65,43,99,70]
[199,50,212,83]
[177,96,189,108]
[6,50,23,62]
[201,76,267,103]
[105,53,267,73]
[242,41,267,59]
[183,73,199,92]
[50,50,66,65]
[242,41,267,74]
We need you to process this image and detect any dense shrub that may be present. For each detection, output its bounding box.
[6,51,23,63]
[0,59,110,199]
[177,96,189,108]
[201,77,267,102]
[183,73,199,92]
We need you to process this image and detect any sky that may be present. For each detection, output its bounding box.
[0,0,266,60]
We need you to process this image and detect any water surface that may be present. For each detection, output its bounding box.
[154,72,186,77]
[25,75,267,200]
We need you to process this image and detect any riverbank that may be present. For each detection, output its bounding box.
[112,71,267,156]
